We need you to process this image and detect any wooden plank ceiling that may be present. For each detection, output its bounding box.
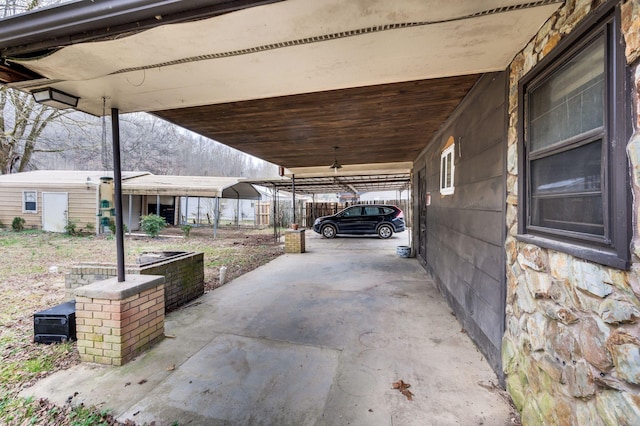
[154,74,479,169]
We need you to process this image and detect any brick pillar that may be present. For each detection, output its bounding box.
[75,275,165,366]
[284,229,305,253]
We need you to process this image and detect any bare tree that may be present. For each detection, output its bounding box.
[0,87,70,174]
[0,0,74,174]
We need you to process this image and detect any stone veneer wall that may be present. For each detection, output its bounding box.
[66,252,204,312]
[503,0,640,424]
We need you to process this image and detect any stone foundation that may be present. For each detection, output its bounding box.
[284,229,305,253]
[66,252,204,312]
[75,275,165,366]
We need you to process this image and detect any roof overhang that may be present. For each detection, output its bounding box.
[0,0,563,171]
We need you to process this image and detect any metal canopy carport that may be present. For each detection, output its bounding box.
[121,175,261,199]
[121,175,261,238]
[246,162,412,195]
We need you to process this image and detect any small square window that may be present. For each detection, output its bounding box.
[23,191,37,213]
[440,144,455,195]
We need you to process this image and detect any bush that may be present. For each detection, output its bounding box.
[181,224,192,238]
[107,218,128,235]
[11,217,25,232]
[64,220,78,236]
[85,222,95,233]
[140,214,166,238]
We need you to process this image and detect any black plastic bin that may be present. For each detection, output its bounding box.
[34,300,76,344]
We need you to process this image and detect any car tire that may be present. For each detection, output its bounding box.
[321,224,337,239]
[378,224,393,239]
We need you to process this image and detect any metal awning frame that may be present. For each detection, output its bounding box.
[247,173,411,196]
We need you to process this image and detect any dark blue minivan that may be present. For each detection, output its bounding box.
[313,204,405,239]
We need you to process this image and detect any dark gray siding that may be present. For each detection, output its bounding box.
[413,72,507,378]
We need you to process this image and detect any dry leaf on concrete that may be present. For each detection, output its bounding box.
[392,380,414,401]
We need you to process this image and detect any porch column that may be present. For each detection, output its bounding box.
[292,174,296,225]
[128,194,132,235]
[273,185,278,242]
[111,108,125,282]
[214,197,219,239]
[185,196,189,225]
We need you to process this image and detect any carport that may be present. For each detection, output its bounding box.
[120,174,261,235]
[245,162,412,230]
[0,0,566,420]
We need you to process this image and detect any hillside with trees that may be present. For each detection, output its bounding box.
[0,0,278,179]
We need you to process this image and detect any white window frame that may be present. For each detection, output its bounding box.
[23,190,38,213]
[440,144,455,195]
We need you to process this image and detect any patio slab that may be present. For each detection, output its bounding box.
[21,231,513,425]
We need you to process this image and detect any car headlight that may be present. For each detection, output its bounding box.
[314,218,321,225]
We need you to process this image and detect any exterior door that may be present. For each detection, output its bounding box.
[418,168,427,261]
[42,192,68,232]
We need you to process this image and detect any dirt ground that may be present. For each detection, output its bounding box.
[0,226,284,398]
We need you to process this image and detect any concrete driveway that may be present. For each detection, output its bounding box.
[22,231,514,425]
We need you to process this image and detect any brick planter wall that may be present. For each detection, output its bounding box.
[75,275,165,366]
[66,252,204,312]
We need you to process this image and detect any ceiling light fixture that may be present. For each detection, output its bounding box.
[330,146,342,174]
[32,87,79,109]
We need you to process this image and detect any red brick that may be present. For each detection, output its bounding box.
[102,319,120,328]
[140,288,156,297]
[104,335,123,344]
[95,356,113,365]
[103,304,123,313]
[130,295,149,308]
[93,311,112,320]
[84,303,103,312]
[129,308,150,324]
[80,354,95,363]
[122,320,140,335]
[86,347,103,356]
[92,326,112,336]
[94,341,112,350]
[138,299,159,312]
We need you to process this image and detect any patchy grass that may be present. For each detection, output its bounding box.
[0,226,283,425]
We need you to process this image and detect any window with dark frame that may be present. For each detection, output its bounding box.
[518,4,630,269]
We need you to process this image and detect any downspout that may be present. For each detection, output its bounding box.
[111,108,125,283]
